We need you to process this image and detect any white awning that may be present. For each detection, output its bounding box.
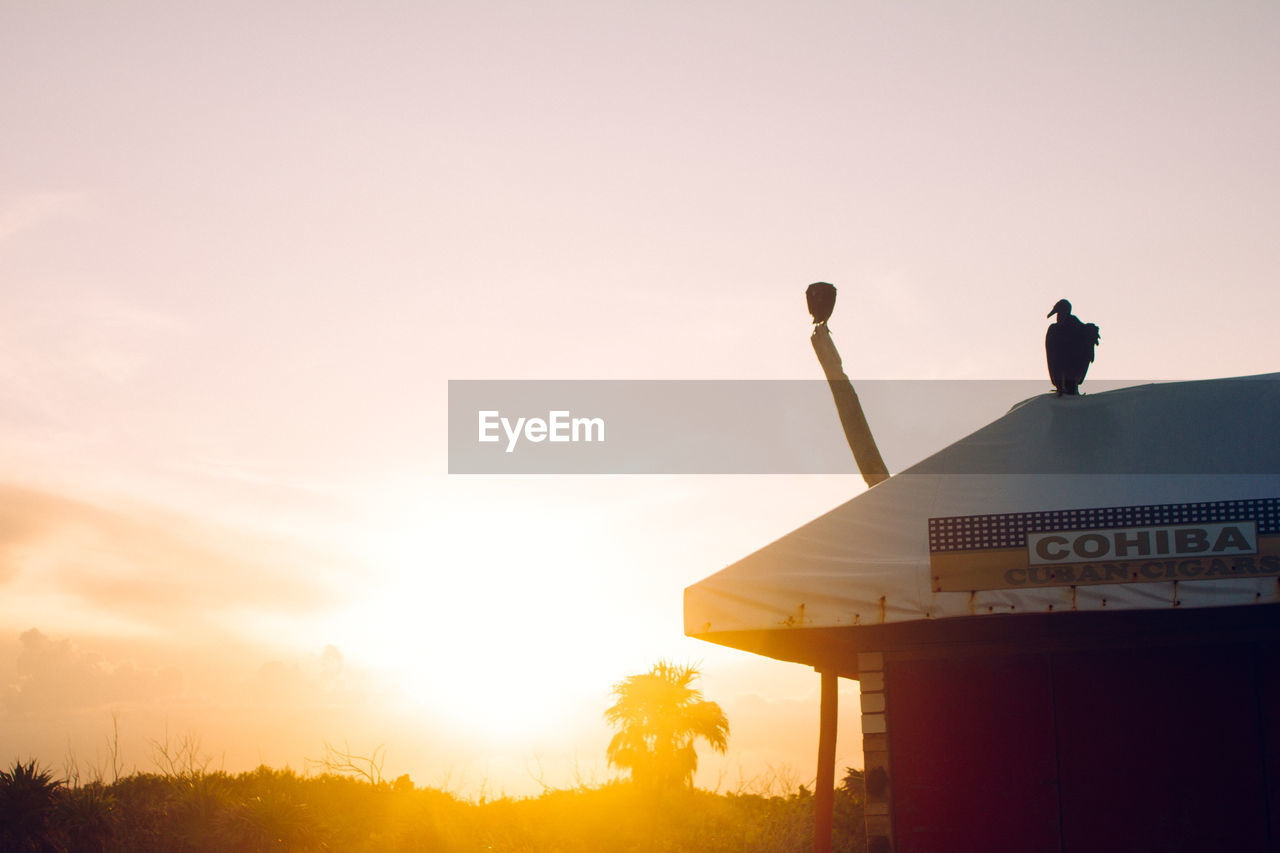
[685,375,1280,640]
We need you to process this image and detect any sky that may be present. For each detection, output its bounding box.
[2,0,1278,796]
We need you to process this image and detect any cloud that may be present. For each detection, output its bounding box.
[0,630,394,785]
[0,191,88,245]
[3,628,183,715]
[248,644,354,708]
[0,481,347,633]
[0,487,55,584]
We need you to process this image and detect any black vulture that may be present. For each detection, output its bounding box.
[1045,299,1100,395]
[806,282,837,324]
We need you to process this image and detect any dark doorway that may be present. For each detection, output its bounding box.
[888,654,1061,853]
[1054,644,1270,853]
[886,642,1274,853]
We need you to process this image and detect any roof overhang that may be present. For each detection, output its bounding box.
[685,376,1280,667]
[689,601,1280,678]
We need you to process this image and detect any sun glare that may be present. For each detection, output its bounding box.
[332,500,624,744]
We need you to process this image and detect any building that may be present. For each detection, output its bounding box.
[685,375,1280,853]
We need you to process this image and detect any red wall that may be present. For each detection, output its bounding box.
[887,642,1276,852]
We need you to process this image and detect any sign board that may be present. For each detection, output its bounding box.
[930,498,1280,592]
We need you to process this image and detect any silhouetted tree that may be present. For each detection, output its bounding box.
[0,759,62,852]
[840,767,864,804]
[604,661,729,791]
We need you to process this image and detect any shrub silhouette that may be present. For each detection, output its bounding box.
[0,759,63,853]
[12,713,872,853]
[8,759,867,852]
[54,782,118,853]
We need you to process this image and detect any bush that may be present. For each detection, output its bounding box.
[21,763,866,852]
[0,759,63,853]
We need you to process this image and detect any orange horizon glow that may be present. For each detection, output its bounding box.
[4,0,1280,798]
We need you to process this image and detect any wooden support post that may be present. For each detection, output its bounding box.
[815,668,838,853]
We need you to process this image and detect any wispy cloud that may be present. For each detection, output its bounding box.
[3,628,183,716]
[0,191,88,245]
[0,482,349,637]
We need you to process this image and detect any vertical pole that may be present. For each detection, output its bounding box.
[815,668,838,853]
[810,324,889,488]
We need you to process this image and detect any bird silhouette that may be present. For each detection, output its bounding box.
[1045,299,1100,395]
[806,282,837,325]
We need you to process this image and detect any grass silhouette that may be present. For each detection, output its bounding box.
[1,755,868,852]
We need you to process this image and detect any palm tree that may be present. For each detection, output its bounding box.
[0,759,62,853]
[604,661,728,790]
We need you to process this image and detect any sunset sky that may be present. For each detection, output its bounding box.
[3,1,1278,796]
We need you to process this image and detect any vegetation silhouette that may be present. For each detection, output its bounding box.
[0,759,62,852]
[1,667,863,851]
[604,661,729,791]
[0,752,869,852]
